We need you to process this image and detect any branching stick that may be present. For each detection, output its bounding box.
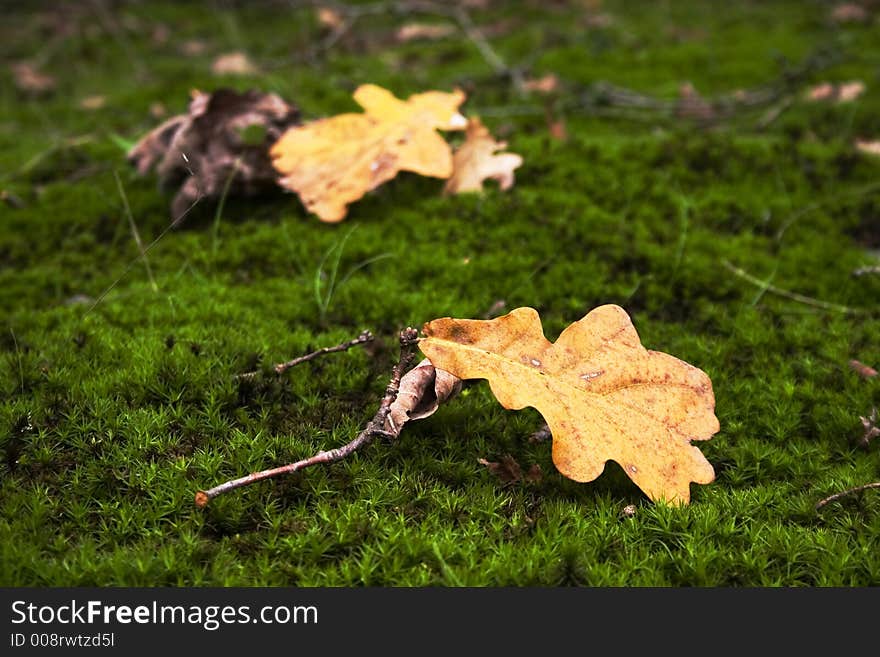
[196,327,418,507]
[815,482,880,510]
[235,330,374,379]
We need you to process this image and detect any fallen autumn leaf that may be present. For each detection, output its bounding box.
[129,88,300,219]
[419,305,720,504]
[271,83,467,222]
[443,117,523,195]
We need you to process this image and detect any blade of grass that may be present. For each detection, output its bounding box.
[212,158,241,261]
[114,169,157,293]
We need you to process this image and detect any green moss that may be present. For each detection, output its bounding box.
[2,0,880,586]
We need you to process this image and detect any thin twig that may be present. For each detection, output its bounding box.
[451,5,524,94]
[235,330,374,380]
[722,260,866,315]
[815,482,880,510]
[299,0,522,92]
[196,327,418,507]
[756,96,793,129]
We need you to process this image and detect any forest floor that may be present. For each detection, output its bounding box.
[2,0,880,585]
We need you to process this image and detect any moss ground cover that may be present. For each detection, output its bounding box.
[2,0,880,586]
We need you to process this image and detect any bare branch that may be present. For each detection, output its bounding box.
[815,482,880,510]
[196,327,418,507]
[236,330,374,379]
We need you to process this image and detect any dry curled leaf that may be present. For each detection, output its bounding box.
[384,358,462,435]
[478,454,541,486]
[128,88,300,220]
[271,84,467,222]
[419,305,719,504]
[443,117,523,195]
[859,408,880,448]
[395,22,455,42]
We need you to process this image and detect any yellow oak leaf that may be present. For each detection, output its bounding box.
[443,117,523,195]
[270,84,467,222]
[419,305,719,504]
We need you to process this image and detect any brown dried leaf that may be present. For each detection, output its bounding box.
[419,305,719,504]
[316,6,345,30]
[79,95,106,110]
[149,102,167,119]
[522,73,560,94]
[831,3,869,22]
[11,62,56,95]
[478,454,522,484]
[128,88,300,220]
[805,80,865,103]
[676,82,715,121]
[859,408,880,448]
[443,117,523,195]
[478,455,542,485]
[584,13,615,28]
[395,22,455,42]
[270,84,467,222]
[180,40,208,56]
[212,52,259,76]
[806,82,835,101]
[855,139,880,156]
[2,190,25,209]
[525,463,543,483]
[548,117,568,142]
[839,81,867,101]
[152,23,170,44]
[850,359,878,378]
[385,358,462,434]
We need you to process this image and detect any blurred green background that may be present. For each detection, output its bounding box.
[2,0,880,585]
